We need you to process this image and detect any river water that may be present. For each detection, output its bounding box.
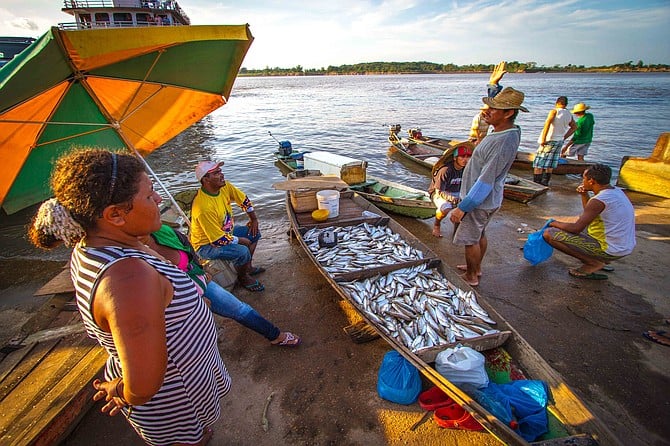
[146,72,670,220]
[2,73,669,259]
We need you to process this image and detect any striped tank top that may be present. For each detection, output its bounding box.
[70,244,230,445]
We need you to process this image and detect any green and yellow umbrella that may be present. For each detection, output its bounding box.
[0,24,253,214]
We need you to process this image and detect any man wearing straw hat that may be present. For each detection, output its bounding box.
[449,87,529,286]
[562,102,595,161]
[468,61,508,145]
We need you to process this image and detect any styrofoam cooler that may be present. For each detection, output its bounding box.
[303,152,367,185]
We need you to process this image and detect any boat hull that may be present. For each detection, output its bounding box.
[275,153,437,218]
[286,190,620,446]
[513,151,593,175]
[388,138,548,204]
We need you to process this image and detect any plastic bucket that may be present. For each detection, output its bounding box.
[316,190,340,218]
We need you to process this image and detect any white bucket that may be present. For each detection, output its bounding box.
[316,189,340,218]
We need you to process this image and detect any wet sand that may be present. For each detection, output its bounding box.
[2,171,669,445]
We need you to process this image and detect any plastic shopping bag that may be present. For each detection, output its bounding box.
[435,345,489,389]
[523,219,554,265]
[377,351,422,405]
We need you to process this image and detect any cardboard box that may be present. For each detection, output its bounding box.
[303,152,367,185]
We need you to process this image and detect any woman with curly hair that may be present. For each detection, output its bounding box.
[29,149,229,446]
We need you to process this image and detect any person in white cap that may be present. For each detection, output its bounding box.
[449,87,529,286]
[562,103,595,161]
[190,160,266,292]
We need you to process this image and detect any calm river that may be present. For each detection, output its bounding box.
[146,72,670,220]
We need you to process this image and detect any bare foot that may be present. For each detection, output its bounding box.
[460,273,479,287]
[432,226,443,238]
[456,264,482,277]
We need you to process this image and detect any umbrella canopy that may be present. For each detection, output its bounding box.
[0,24,253,214]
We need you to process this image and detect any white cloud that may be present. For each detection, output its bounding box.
[0,0,668,68]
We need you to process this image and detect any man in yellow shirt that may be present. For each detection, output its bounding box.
[190,161,265,292]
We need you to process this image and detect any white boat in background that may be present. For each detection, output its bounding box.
[59,0,190,30]
[0,37,36,67]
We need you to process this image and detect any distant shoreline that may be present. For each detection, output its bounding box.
[239,69,670,77]
[238,61,669,77]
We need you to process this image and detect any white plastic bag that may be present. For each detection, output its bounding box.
[435,345,489,389]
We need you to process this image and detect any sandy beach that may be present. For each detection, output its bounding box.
[2,170,669,446]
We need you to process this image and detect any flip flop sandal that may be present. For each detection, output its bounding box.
[456,265,482,277]
[271,332,301,347]
[643,330,670,347]
[250,266,266,276]
[243,280,265,292]
[433,404,484,431]
[418,386,455,411]
[569,269,608,280]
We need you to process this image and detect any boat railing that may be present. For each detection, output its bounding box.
[59,20,183,30]
[61,0,190,23]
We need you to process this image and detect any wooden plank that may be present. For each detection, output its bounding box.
[34,268,73,296]
[272,177,349,191]
[0,340,59,402]
[0,334,97,436]
[5,345,106,446]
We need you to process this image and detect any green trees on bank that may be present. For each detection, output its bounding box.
[239,60,669,76]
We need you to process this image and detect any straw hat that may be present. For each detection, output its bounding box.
[482,87,529,112]
[571,103,591,113]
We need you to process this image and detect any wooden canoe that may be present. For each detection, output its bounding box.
[274,152,438,219]
[513,151,593,175]
[285,189,620,446]
[389,131,549,203]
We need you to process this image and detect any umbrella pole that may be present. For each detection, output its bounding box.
[134,152,191,229]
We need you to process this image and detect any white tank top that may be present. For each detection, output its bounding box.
[545,108,572,142]
[587,188,636,256]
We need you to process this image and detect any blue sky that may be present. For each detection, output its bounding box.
[2,0,668,69]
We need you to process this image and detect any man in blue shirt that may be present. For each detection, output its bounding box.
[449,87,528,286]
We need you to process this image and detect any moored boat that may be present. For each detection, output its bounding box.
[273,148,438,219]
[285,188,620,446]
[59,0,190,30]
[0,37,36,68]
[616,132,670,198]
[513,151,593,175]
[388,125,548,204]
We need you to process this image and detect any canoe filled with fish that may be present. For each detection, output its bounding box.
[285,190,620,446]
[302,222,509,363]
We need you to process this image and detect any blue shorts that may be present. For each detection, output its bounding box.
[196,226,261,266]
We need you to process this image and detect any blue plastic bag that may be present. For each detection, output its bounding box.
[377,351,421,405]
[465,380,550,442]
[523,219,554,265]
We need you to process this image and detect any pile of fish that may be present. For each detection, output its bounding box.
[303,222,500,354]
[339,264,500,354]
[304,223,424,274]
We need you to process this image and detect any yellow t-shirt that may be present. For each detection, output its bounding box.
[190,183,254,251]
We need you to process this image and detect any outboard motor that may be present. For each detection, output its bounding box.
[269,131,293,157]
[278,140,292,157]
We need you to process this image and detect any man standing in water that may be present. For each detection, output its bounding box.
[449,87,528,286]
[562,102,595,161]
[532,96,576,185]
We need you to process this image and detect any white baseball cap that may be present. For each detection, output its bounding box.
[195,160,224,182]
